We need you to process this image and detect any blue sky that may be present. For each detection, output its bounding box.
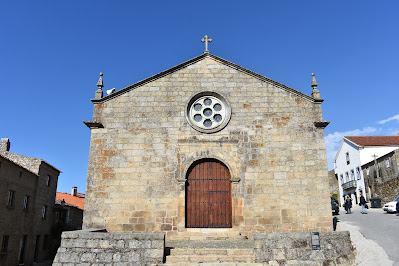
[1,1,398,194]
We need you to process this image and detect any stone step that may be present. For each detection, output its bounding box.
[163,240,257,265]
[170,248,254,256]
[165,255,256,263]
[168,235,248,240]
[162,263,264,266]
[166,239,255,249]
[166,229,248,241]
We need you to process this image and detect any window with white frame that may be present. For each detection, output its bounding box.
[351,169,355,180]
[346,152,350,165]
[340,174,343,182]
[356,167,361,180]
[386,158,390,168]
[345,172,349,182]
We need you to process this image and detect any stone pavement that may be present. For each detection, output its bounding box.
[337,206,394,266]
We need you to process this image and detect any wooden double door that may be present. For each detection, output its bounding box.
[186,159,232,228]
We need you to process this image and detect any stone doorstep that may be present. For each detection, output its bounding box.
[166,240,255,249]
[170,248,254,256]
[166,229,247,241]
[165,255,256,263]
[161,263,264,266]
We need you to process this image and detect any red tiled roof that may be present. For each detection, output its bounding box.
[56,192,85,210]
[345,136,399,146]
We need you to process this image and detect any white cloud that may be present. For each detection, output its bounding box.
[384,127,399,136]
[325,127,377,151]
[377,114,399,124]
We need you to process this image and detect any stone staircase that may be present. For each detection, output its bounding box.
[162,240,263,265]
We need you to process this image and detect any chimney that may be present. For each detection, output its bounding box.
[71,186,78,196]
[0,138,10,152]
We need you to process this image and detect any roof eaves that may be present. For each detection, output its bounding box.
[92,53,316,104]
[1,151,61,174]
[56,201,80,209]
[0,153,39,177]
[343,137,362,148]
[334,139,345,162]
[40,160,62,174]
[92,53,207,103]
[207,54,316,103]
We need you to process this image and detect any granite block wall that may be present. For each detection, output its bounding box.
[83,54,332,238]
[363,149,399,204]
[254,231,355,265]
[53,231,164,266]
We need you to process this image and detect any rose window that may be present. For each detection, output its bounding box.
[185,92,231,133]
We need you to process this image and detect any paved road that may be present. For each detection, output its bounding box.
[336,205,399,265]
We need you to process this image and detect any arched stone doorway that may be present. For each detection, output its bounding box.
[185,158,232,228]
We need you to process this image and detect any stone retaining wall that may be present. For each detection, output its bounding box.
[53,230,164,266]
[254,231,356,265]
[375,175,399,205]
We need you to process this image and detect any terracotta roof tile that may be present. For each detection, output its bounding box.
[56,192,85,210]
[345,136,399,146]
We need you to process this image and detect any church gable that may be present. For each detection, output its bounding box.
[93,54,315,104]
[90,55,321,134]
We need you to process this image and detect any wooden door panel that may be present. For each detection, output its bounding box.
[186,159,232,228]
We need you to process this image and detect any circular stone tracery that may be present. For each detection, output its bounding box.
[185,92,231,134]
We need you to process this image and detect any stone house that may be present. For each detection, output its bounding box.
[362,148,399,205]
[55,187,85,230]
[0,138,61,266]
[82,51,333,239]
[334,136,399,205]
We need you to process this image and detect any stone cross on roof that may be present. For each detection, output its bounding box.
[201,35,212,53]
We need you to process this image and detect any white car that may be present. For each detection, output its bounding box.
[383,197,399,213]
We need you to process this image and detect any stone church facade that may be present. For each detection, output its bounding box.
[83,52,332,239]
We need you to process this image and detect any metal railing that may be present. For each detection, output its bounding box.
[342,180,357,190]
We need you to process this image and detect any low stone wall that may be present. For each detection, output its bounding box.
[53,230,164,266]
[254,231,356,265]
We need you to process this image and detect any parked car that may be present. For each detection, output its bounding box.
[383,196,399,213]
[331,196,339,215]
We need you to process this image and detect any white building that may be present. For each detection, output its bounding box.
[334,136,399,204]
